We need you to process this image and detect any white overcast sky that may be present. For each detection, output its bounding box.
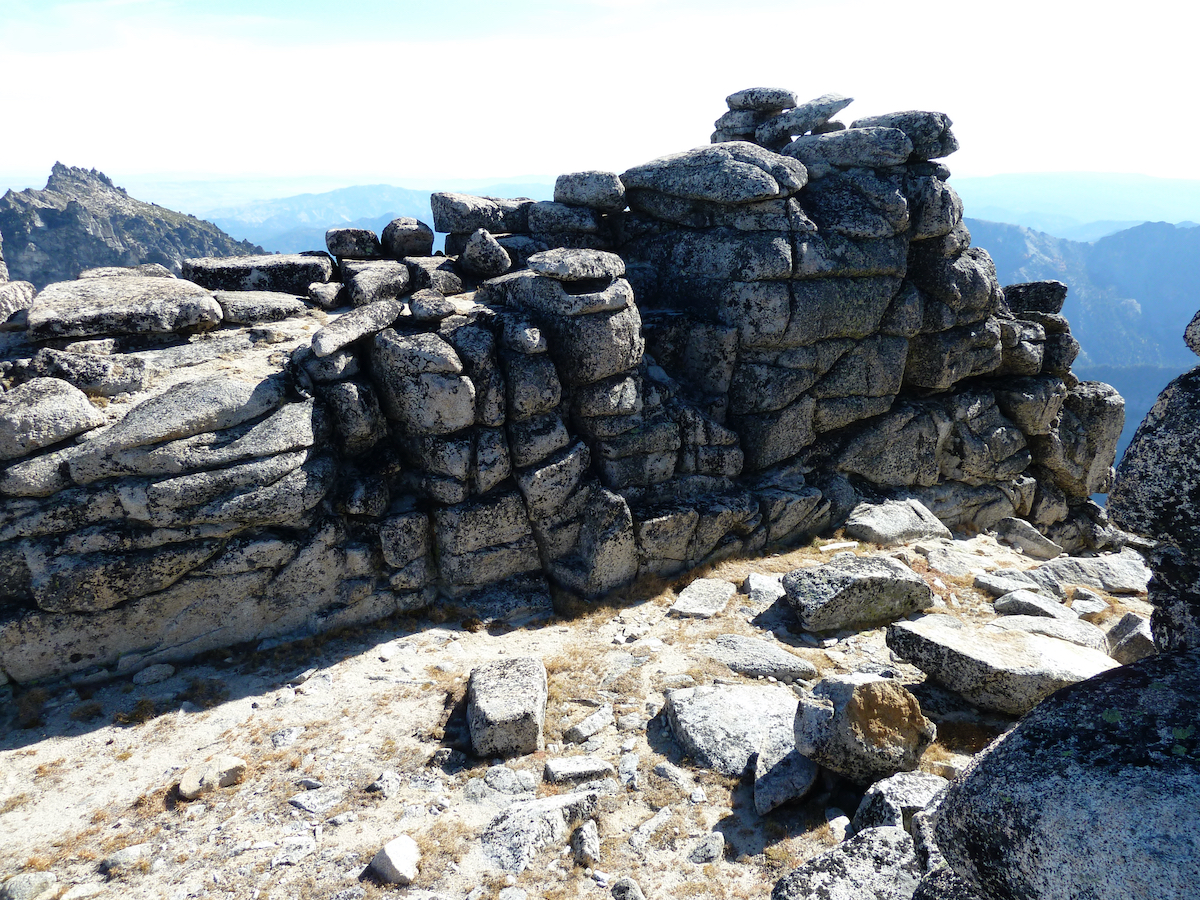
[2,0,1196,200]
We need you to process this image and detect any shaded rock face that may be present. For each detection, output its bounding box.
[0,89,1126,685]
[0,164,263,289]
[935,649,1200,900]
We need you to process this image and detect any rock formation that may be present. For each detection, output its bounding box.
[0,90,1127,687]
[0,163,262,289]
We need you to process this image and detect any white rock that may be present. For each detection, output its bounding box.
[370,834,420,884]
[178,755,248,801]
[132,663,175,685]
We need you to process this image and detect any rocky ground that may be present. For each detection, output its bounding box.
[0,526,1154,900]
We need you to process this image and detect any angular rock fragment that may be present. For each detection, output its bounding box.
[844,498,950,545]
[795,673,936,785]
[702,633,818,682]
[467,657,548,757]
[771,826,922,900]
[0,377,105,461]
[665,682,797,775]
[782,555,933,631]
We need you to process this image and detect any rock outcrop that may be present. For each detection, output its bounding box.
[0,90,1127,686]
[0,163,262,289]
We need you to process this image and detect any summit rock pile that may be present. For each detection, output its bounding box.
[0,89,1127,693]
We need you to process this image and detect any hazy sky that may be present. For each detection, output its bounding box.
[2,0,1193,200]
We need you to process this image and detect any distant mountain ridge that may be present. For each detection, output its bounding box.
[967,218,1200,370]
[0,163,262,289]
[208,182,556,254]
[954,172,1200,240]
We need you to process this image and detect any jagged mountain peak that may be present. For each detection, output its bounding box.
[0,164,263,288]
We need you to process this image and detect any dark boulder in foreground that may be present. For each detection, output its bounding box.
[935,648,1200,900]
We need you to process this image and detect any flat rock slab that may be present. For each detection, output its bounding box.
[665,682,797,776]
[213,290,311,325]
[183,254,333,295]
[1027,549,1151,596]
[669,578,736,618]
[988,614,1110,653]
[935,648,1200,900]
[467,657,547,757]
[27,276,222,340]
[0,377,105,461]
[886,614,1120,715]
[783,555,933,631]
[544,756,614,783]
[526,248,625,281]
[844,498,950,546]
[702,633,818,682]
[621,143,807,204]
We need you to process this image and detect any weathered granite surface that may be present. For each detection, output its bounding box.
[0,89,1128,686]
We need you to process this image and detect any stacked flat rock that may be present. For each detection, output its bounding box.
[0,87,1129,689]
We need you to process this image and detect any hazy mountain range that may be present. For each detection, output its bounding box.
[205,182,554,254]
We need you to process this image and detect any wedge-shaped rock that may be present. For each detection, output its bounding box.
[0,377,105,462]
[665,682,797,776]
[935,648,1200,900]
[755,711,820,814]
[467,656,548,757]
[703,633,818,682]
[795,673,936,785]
[783,555,933,631]
[993,589,1077,620]
[771,826,922,900]
[844,498,950,545]
[621,143,807,204]
[27,538,221,613]
[183,253,333,294]
[27,276,222,340]
[886,613,1119,715]
[852,770,948,834]
[1025,548,1151,596]
[755,93,854,148]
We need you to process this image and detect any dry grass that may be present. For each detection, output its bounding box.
[0,793,32,814]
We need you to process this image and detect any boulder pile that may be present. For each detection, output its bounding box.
[0,89,1128,687]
